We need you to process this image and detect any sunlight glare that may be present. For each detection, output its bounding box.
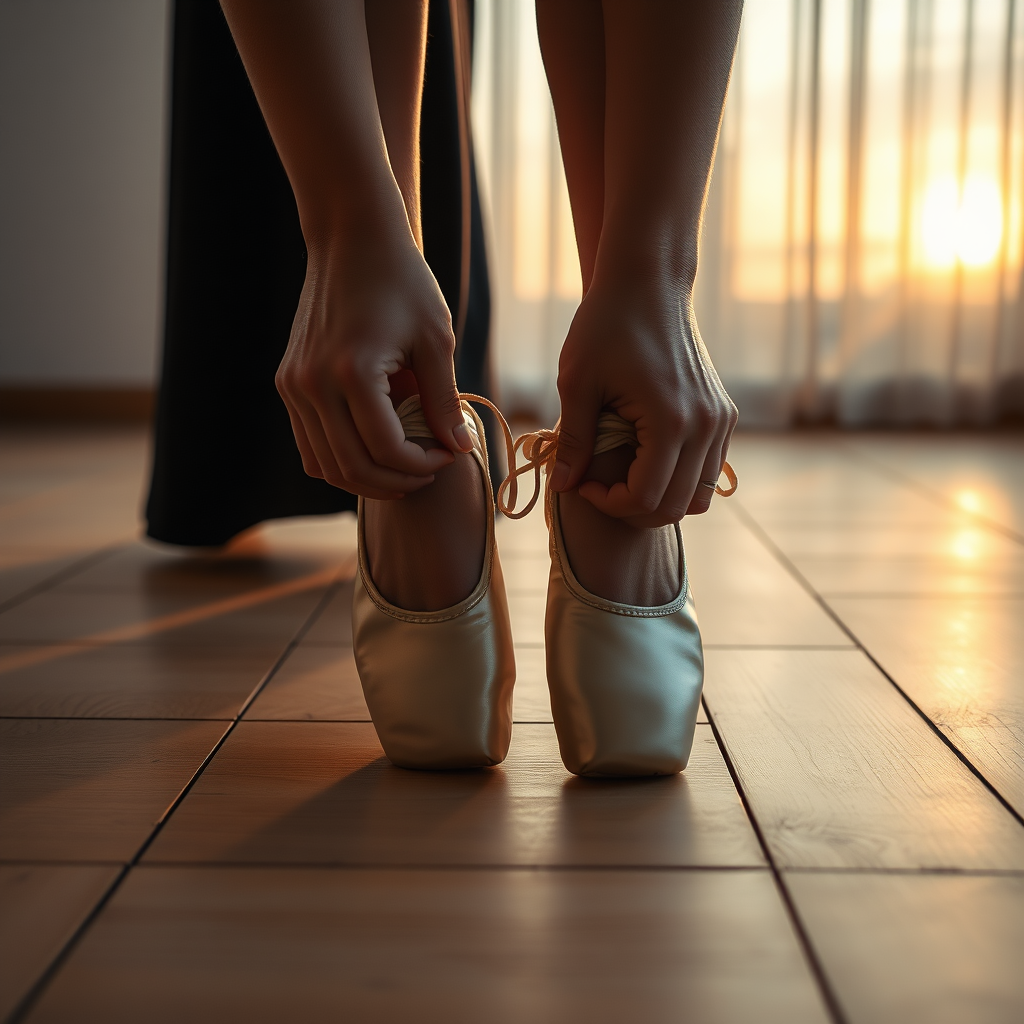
[950,528,983,561]
[955,489,982,513]
[921,174,1003,269]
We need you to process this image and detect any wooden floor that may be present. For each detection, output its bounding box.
[2,426,1023,1023]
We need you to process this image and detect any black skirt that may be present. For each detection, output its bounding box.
[146,0,493,547]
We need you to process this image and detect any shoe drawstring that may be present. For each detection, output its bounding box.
[402,392,736,521]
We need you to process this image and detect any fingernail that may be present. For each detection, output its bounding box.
[453,422,473,453]
[550,460,570,492]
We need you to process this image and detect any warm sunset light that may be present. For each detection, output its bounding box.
[921,174,1003,269]
[955,489,983,513]
[951,528,984,561]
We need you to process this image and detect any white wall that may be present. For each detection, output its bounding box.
[0,0,169,386]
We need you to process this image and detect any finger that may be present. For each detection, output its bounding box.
[685,435,730,517]
[578,418,682,518]
[296,393,432,497]
[616,436,709,528]
[551,388,601,493]
[412,334,474,454]
[345,378,456,476]
[282,399,325,480]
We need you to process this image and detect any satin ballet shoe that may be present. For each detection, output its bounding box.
[352,394,515,770]
[495,411,737,778]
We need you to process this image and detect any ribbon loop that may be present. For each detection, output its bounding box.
[444,394,737,519]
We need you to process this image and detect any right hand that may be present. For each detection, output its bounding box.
[276,230,473,500]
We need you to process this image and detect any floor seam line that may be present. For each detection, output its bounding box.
[842,442,1024,546]
[701,695,850,1024]
[3,578,343,1024]
[731,499,1024,833]
[0,544,124,617]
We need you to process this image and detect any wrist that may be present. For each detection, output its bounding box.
[592,209,701,295]
[587,255,697,312]
[298,177,415,259]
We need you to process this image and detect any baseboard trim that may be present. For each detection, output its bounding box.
[0,387,155,423]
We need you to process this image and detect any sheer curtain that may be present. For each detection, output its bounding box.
[472,0,1024,427]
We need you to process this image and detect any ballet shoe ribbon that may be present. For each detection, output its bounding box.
[400,392,736,519]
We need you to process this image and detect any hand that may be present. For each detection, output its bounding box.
[552,278,738,527]
[276,230,473,499]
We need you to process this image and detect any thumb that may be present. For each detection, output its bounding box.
[412,333,473,454]
[551,387,600,492]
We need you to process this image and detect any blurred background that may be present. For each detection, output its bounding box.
[1,0,1022,428]
[474,0,1024,426]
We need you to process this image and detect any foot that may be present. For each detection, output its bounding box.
[557,445,681,606]
[364,431,487,613]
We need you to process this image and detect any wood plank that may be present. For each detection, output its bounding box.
[702,649,1024,869]
[245,641,699,726]
[828,595,1024,817]
[0,644,277,719]
[511,645,551,721]
[0,719,225,861]
[0,864,119,1021]
[146,722,764,868]
[761,523,1021,559]
[507,591,545,645]
[791,553,1024,596]
[0,588,325,648]
[246,645,368,721]
[786,872,1024,1024]
[497,552,549,592]
[682,519,852,647]
[54,541,343,596]
[849,434,1024,535]
[298,582,352,645]
[30,866,829,1024]
[0,549,98,607]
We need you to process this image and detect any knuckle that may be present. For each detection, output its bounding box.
[556,426,587,454]
[437,389,463,418]
[334,356,365,391]
[636,491,661,515]
[662,407,688,435]
[294,367,323,396]
[693,403,717,430]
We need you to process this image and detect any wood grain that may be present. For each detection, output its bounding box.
[55,541,342,596]
[0,864,118,1021]
[0,588,325,648]
[787,872,1024,1024]
[762,523,1021,560]
[791,553,1024,596]
[0,549,94,607]
[0,718,225,861]
[146,722,764,868]
[298,582,353,645]
[0,644,277,719]
[683,521,852,647]
[245,645,368,721]
[849,434,1024,535]
[702,649,1024,869]
[828,595,1024,817]
[31,866,829,1024]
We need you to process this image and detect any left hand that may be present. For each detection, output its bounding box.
[551,277,738,528]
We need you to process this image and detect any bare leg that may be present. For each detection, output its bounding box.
[537,2,680,605]
[363,0,485,611]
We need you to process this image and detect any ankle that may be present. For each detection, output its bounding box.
[365,450,487,612]
[556,445,681,607]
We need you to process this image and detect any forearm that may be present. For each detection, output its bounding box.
[220,0,412,251]
[595,0,743,291]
